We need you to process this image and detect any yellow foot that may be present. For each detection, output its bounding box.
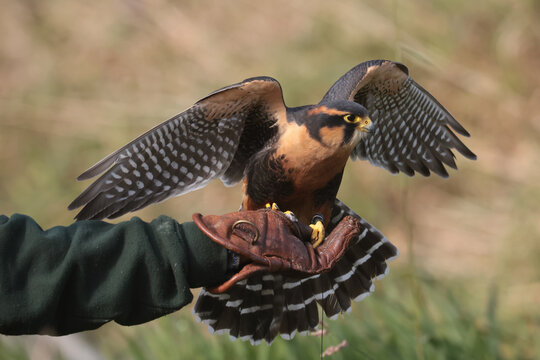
[265,203,280,210]
[309,214,325,248]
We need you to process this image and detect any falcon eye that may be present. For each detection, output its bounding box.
[343,114,360,123]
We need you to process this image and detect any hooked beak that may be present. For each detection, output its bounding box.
[356,116,372,133]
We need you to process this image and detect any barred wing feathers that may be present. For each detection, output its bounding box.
[68,77,285,220]
[322,60,476,178]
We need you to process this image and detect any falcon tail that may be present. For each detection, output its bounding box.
[193,199,399,345]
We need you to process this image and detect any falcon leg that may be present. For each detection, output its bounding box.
[309,214,325,248]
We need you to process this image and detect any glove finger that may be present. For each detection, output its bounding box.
[208,263,268,294]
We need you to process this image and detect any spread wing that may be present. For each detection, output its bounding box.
[193,199,398,345]
[69,77,286,220]
[322,60,476,177]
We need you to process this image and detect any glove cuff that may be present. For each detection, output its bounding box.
[192,213,270,266]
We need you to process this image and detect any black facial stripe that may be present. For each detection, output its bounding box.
[305,115,349,142]
[342,125,357,145]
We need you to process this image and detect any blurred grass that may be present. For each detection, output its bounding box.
[83,273,538,360]
[1,0,540,359]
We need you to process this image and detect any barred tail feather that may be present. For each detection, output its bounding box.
[193,198,399,344]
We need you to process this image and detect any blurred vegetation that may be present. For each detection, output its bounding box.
[1,0,539,359]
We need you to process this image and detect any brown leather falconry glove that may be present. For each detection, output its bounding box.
[192,209,361,293]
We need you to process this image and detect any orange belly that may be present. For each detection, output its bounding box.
[241,123,352,226]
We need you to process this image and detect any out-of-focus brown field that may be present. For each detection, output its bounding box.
[1,0,539,359]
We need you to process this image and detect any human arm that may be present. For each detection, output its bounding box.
[0,214,229,335]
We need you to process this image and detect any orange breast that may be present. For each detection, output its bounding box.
[241,121,353,225]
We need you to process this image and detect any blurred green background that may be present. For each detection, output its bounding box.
[1,0,539,359]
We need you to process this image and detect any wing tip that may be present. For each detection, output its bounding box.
[70,205,97,221]
[458,127,471,138]
[76,172,92,182]
[67,194,85,212]
[446,117,472,138]
[437,170,450,179]
[68,193,121,221]
[76,153,121,182]
[462,148,477,161]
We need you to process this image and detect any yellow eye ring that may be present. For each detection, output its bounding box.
[343,114,360,123]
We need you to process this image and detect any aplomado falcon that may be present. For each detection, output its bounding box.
[69,59,476,344]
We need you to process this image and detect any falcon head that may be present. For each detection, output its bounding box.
[304,100,372,148]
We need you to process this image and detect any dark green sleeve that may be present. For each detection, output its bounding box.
[0,214,229,336]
